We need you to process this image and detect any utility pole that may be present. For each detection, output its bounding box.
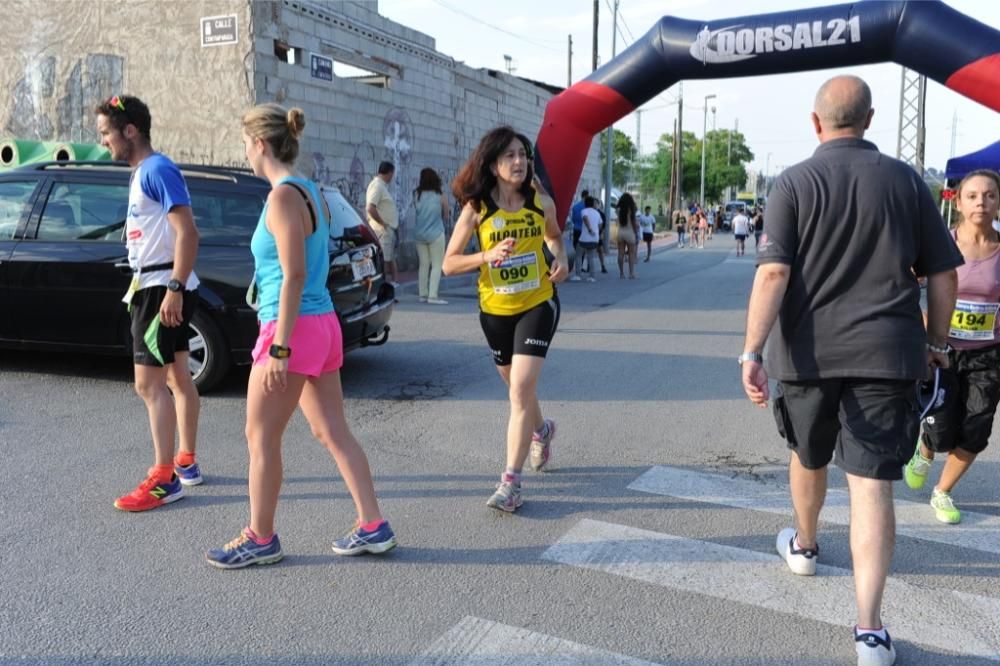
[567,35,572,87]
[674,83,683,213]
[592,0,599,72]
[635,109,642,206]
[699,93,717,208]
[669,116,678,220]
[603,0,618,253]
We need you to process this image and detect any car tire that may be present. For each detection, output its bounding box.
[188,310,230,393]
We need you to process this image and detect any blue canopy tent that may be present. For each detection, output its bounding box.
[945,140,1000,179]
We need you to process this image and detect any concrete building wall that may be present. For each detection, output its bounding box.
[1,0,602,267]
[1,0,252,165]
[254,0,603,267]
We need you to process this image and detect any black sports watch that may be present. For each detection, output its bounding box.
[166,279,183,293]
[269,344,292,359]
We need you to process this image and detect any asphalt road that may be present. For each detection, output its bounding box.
[2,234,998,665]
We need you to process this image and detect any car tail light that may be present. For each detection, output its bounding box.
[353,223,380,250]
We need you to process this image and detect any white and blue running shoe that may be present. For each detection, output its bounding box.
[206,529,283,569]
[331,521,397,556]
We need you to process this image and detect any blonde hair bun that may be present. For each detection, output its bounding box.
[287,107,306,139]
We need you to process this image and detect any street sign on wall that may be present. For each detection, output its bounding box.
[311,54,333,81]
[201,15,238,47]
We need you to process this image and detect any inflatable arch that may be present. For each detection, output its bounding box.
[534,0,1000,225]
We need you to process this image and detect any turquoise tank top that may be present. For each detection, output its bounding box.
[250,176,334,323]
[413,190,445,243]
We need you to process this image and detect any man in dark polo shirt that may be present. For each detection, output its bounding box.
[740,75,961,666]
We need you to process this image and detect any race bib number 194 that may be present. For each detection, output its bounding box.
[950,299,999,341]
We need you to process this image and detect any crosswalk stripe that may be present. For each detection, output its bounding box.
[543,519,1000,660]
[408,615,664,665]
[628,465,1000,556]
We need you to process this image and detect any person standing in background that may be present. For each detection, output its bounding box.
[413,167,450,305]
[366,161,399,287]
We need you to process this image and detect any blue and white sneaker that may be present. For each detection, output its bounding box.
[855,628,896,665]
[206,528,283,569]
[331,521,397,556]
[175,462,203,486]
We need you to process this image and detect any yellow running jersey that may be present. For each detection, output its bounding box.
[476,188,554,316]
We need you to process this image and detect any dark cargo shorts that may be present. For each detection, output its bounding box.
[773,378,920,481]
[922,344,1000,455]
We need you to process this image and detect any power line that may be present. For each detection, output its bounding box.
[604,0,632,49]
[431,0,563,52]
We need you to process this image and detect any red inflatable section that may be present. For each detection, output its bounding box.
[946,54,1000,114]
[536,82,634,229]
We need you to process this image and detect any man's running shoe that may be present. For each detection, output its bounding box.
[903,446,931,490]
[776,527,818,576]
[113,470,184,512]
[530,419,556,472]
[331,521,397,556]
[175,462,204,486]
[931,489,961,524]
[569,275,582,282]
[206,528,283,569]
[855,629,896,666]
[486,481,522,513]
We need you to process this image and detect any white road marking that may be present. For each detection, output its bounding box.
[629,465,1000,555]
[408,615,664,665]
[543,519,1000,660]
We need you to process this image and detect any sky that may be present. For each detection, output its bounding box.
[379,0,1000,180]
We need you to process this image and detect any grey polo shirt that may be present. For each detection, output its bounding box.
[757,137,963,381]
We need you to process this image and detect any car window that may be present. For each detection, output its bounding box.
[189,190,265,246]
[0,180,39,239]
[37,182,129,242]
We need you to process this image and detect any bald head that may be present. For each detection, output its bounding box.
[813,75,872,135]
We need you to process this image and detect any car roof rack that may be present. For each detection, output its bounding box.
[20,160,265,185]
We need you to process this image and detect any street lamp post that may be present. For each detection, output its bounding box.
[699,93,716,207]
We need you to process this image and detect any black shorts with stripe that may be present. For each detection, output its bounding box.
[130,286,198,367]
[479,295,560,366]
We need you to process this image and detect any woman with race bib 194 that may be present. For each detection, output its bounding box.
[443,126,568,512]
[904,169,1000,524]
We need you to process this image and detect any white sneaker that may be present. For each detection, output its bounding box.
[586,277,596,282]
[855,629,896,666]
[569,275,582,282]
[418,296,427,302]
[427,298,448,305]
[776,527,818,576]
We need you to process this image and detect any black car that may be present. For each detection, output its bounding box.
[0,161,393,391]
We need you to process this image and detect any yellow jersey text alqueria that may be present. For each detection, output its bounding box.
[476,187,554,315]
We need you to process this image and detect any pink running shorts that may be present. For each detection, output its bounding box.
[251,312,343,376]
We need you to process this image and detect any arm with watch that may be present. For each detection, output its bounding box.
[161,204,199,328]
[741,262,792,407]
[925,268,959,370]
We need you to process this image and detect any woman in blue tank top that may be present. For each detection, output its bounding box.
[206,104,396,569]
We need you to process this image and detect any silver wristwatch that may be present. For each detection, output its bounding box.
[738,352,763,365]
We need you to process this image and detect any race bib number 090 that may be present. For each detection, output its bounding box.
[949,299,999,341]
[489,252,540,295]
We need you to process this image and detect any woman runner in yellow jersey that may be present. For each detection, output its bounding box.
[443,126,569,512]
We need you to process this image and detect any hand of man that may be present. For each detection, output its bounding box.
[159,290,183,328]
[928,350,951,370]
[742,361,770,407]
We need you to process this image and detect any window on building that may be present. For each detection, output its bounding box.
[332,60,390,88]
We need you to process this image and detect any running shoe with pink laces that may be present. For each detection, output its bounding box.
[529,419,556,472]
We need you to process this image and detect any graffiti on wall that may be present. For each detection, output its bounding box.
[5,53,123,142]
[310,107,418,240]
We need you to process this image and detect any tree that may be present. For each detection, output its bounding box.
[641,129,754,206]
[598,128,636,189]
